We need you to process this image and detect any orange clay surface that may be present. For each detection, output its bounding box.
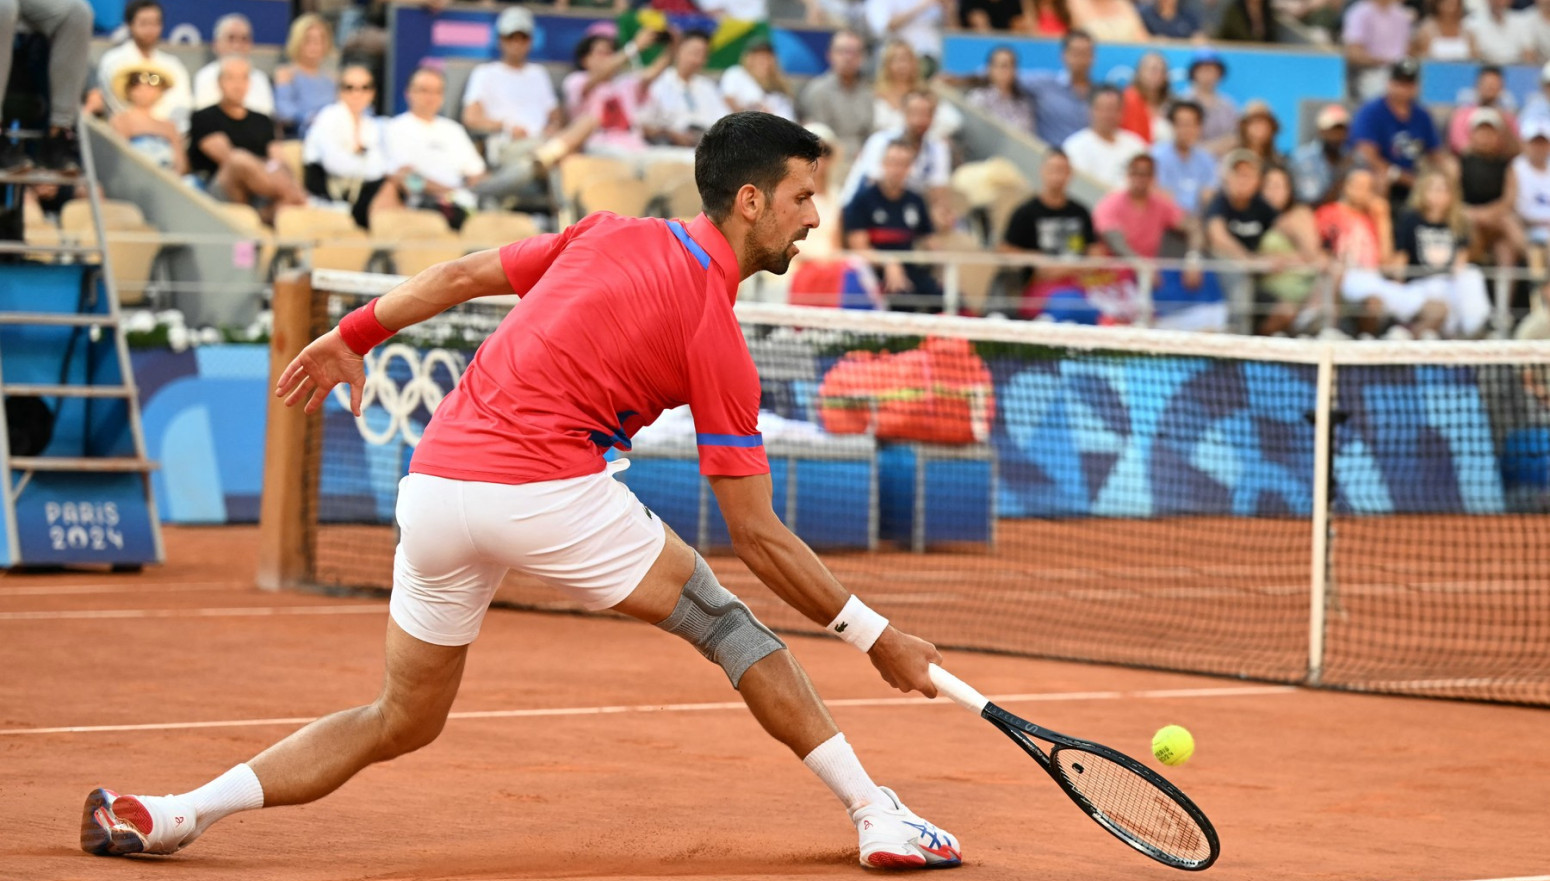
[2,526,1547,881]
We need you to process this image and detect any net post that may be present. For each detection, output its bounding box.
[257,270,317,591]
[1307,344,1335,685]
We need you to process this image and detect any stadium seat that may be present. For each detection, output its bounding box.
[369,208,452,240]
[61,198,146,234]
[273,205,361,273]
[661,178,702,220]
[460,212,540,249]
[937,230,998,315]
[275,140,305,186]
[642,160,695,200]
[309,229,373,272]
[105,223,162,306]
[578,178,653,218]
[556,155,633,202]
[390,232,466,276]
[274,205,357,240]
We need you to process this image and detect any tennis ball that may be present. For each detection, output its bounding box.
[1152,725,1195,766]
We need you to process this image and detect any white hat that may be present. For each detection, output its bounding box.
[1470,107,1504,130]
[496,6,534,37]
[1524,117,1550,141]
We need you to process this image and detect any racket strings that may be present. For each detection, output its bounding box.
[1053,748,1214,864]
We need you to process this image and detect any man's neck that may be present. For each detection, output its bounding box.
[220,101,247,117]
[677,67,698,82]
[502,57,528,70]
[134,41,157,55]
[1127,189,1150,203]
[1386,97,1411,119]
[837,70,859,88]
[879,183,906,201]
[1174,140,1195,156]
[1092,127,1117,143]
[1041,189,1067,207]
[709,218,753,282]
[413,111,436,123]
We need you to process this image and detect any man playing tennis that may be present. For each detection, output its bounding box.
[81,112,962,870]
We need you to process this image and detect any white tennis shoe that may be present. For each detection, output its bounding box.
[851,786,962,869]
[81,788,201,856]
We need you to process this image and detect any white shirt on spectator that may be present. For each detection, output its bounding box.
[98,42,195,133]
[462,60,558,137]
[720,65,796,120]
[645,69,731,135]
[698,0,770,19]
[1517,6,1550,61]
[1467,9,1534,65]
[382,112,486,190]
[192,61,274,115]
[1063,127,1148,190]
[839,127,952,205]
[303,102,386,180]
[865,0,944,61]
[1514,154,1550,226]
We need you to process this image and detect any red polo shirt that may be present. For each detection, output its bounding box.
[409,211,769,484]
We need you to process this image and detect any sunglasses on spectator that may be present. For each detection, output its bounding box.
[129,72,166,87]
[341,82,375,92]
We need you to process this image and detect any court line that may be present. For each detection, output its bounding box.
[0,685,1296,736]
[0,581,248,598]
[1446,875,1550,881]
[0,605,383,621]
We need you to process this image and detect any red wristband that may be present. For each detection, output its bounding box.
[338,298,393,355]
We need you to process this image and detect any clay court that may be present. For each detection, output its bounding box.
[2,526,1548,881]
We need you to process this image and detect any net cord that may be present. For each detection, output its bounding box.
[310,269,1550,367]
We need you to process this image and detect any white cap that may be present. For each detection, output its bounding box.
[1470,107,1504,130]
[1525,117,1550,141]
[496,6,535,36]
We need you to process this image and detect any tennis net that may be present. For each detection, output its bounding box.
[274,269,1550,706]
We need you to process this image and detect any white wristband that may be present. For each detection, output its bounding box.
[827,595,889,652]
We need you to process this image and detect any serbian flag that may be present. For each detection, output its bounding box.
[616,8,772,71]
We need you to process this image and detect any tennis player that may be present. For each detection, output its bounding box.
[81,112,961,870]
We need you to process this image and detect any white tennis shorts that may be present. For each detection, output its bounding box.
[389,461,666,646]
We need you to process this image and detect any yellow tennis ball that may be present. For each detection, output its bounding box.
[1152,725,1195,766]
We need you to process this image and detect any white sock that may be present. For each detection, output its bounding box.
[178,763,265,835]
[802,733,889,813]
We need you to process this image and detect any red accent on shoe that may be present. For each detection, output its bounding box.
[112,796,153,835]
[867,852,928,868]
[922,843,960,860]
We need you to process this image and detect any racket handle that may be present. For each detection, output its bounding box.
[928,664,989,713]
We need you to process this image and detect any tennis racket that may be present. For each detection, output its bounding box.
[929,664,1220,871]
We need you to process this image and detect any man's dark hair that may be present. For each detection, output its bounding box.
[681,28,713,46]
[1045,147,1068,161]
[1091,84,1121,105]
[902,88,936,109]
[696,111,823,222]
[1168,99,1204,124]
[1061,28,1093,51]
[125,0,161,26]
[573,34,613,69]
[885,138,919,155]
[1478,64,1503,81]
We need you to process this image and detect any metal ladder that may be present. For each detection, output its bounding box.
[0,122,162,568]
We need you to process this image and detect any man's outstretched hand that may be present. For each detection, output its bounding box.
[275,329,366,416]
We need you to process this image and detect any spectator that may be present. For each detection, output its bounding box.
[844,139,941,312]
[1236,100,1286,169]
[110,61,185,174]
[1316,167,1431,336]
[1140,0,1205,38]
[966,46,1036,137]
[798,29,874,159]
[1513,120,1550,269]
[1064,86,1148,190]
[96,0,194,133]
[643,30,731,148]
[1030,0,1073,33]
[1094,152,1203,262]
[372,67,485,229]
[698,0,769,20]
[1068,0,1148,41]
[1449,65,1519,154]
[866,0,948,64]
[1000,149,1102,319]
[1257,165,1329,334]
[1121,51,1173,146]
[1343,0,1415,100]
[1521,0,1550,63]
[1412,0,1477,60]
[872,40,962,139]
[1390,170,1493,336]
[1467,0,1535,65]
[192,14,274,115]
[1021,29,1096,147]
[1519,62,1550,128]
[1184,51,1239,156]
[1206,151,1326,331]
[1216,0,1283,40]
[1351,58,1447,207]
[958,0,1026,30]
[302,63,386,225]
[273,13,336,139]
[564,30,673,158]
[187,56,306,219]
[1290,103,1354,205]
[464,6,565,172]
[1460,107,1526,269]
[841,89,952,204]
[0,0,91,173]
[1152,100,1218,215]
[721,39,795,121]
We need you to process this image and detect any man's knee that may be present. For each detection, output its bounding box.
[655,554,786,689]
[371,694,450,759]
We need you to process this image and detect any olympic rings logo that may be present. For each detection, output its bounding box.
[331,343,465,446]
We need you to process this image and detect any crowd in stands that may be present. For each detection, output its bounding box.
[8,0,1550,338]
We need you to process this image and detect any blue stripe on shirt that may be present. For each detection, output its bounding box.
[668,220,711,270]
[696,432,764,448]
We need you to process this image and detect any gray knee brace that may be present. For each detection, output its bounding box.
[655,554,786,689]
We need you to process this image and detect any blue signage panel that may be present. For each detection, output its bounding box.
[13,472,159,565]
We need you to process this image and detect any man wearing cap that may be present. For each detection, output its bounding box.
[1182,50,1239,156]
[1019,30,1096,147]
[1290,103,1354,206]
[461,7,564,198]
[1350,58,1446,207]
[1448,66,1519,156]
[1461,106,1527,271]
[1341,0,1413,100]
[1513,120,1550,284]
[1519,62,1550,130]
[798,30,874,159]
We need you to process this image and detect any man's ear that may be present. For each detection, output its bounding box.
[736,183,764,223]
